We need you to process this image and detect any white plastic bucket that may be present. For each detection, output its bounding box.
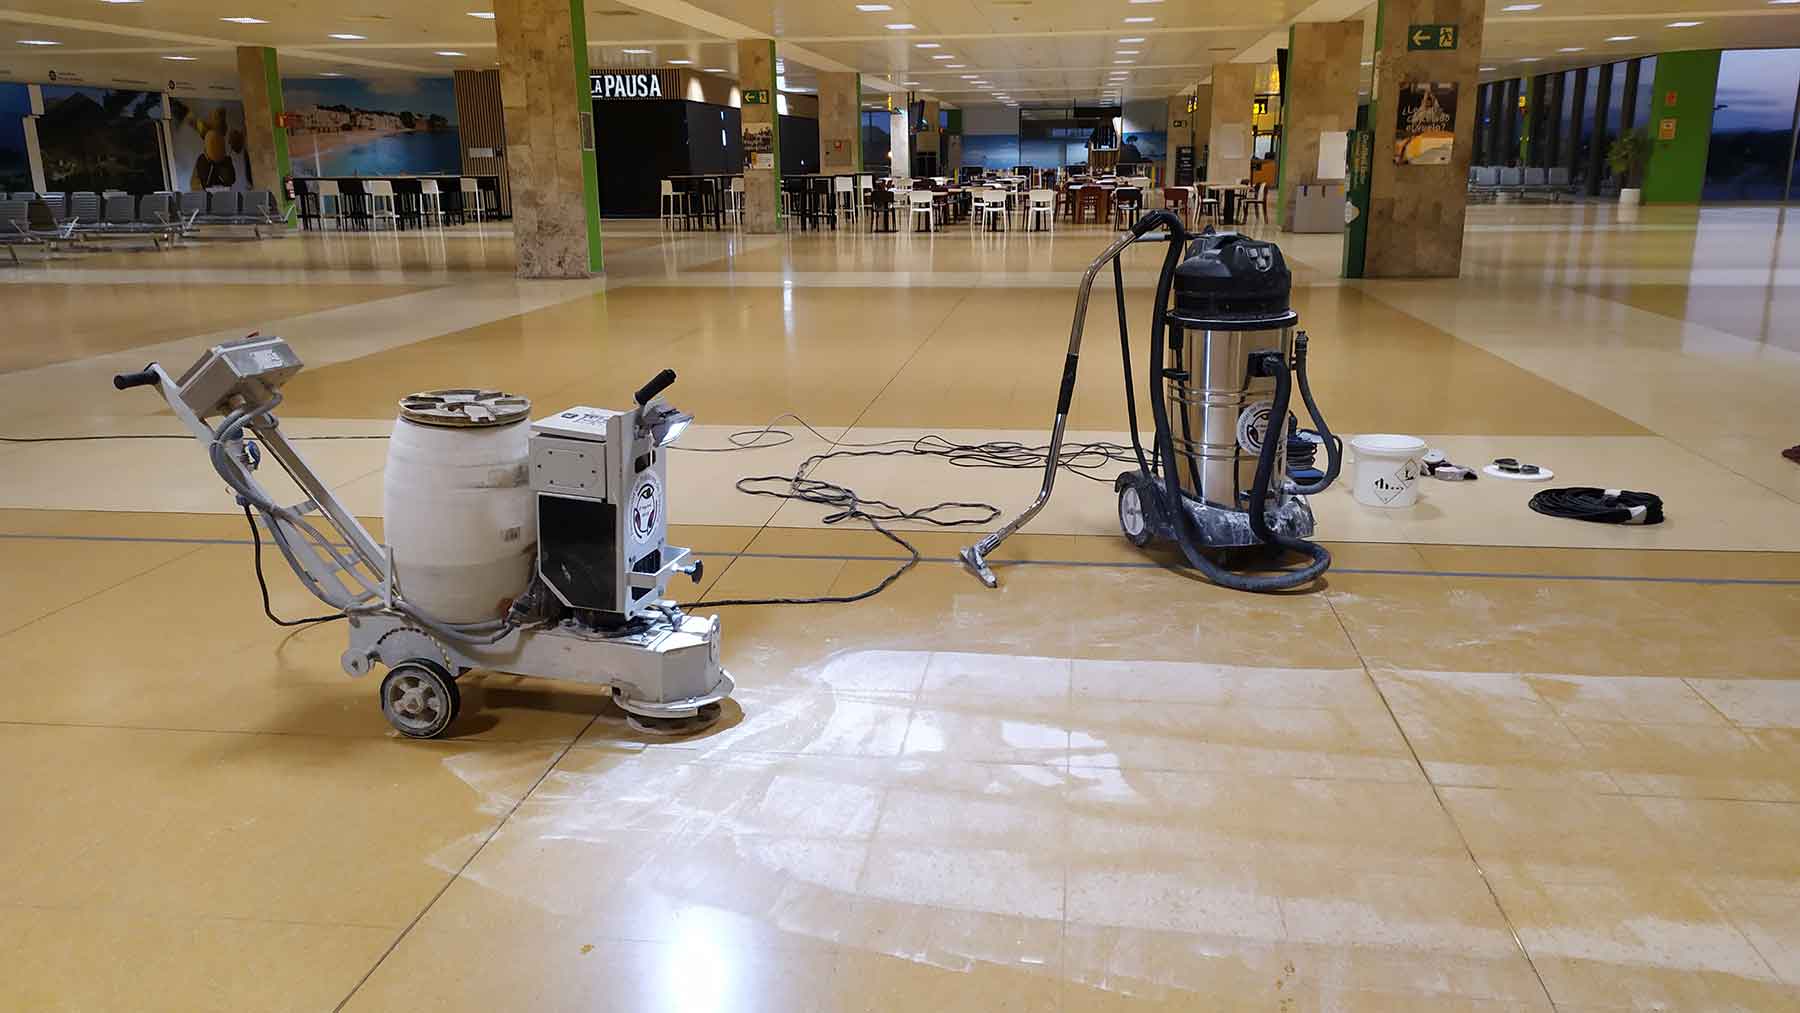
[1348,434,1426,508]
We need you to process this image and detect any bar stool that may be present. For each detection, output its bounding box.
[365,180,400,230]
[418,179,445,226]
[311,179,343,229]
[907,189,935,232]
[1027,188,1055,232]
[728,176,745,228]
[460,177,487,223]
[833,176,857,225]
[659,179,688,230]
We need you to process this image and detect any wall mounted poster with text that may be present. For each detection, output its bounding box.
[742,122,773,170]
[1394,81,1457,165]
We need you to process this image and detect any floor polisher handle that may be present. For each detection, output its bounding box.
[113,365,161,391]
[634,368,677,405]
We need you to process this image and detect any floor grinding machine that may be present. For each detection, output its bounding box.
[114,337,733,737]
[962,211,1344,591]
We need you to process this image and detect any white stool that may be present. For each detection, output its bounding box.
[418,179,445,226]
[312,179,343,229]
[660,179,688,230]
[833,176,856,224]
[365,180,400,229]
[460,177,486,223]
[728,176,745,228]
[908,190,935,232]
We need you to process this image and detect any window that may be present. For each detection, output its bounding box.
[1703,48,1800,201]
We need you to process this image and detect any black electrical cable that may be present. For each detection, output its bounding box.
[1529,487,1665,525]
[671,417,1143,608]
[240,502,347,626]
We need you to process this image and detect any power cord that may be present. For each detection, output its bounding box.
[674,413,1140,607]
[240,502,347,626]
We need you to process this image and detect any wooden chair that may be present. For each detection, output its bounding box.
[1162,188,1192,227]
[1073,185,1105,226]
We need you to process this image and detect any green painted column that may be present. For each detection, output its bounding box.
[495,0,603,277]
[738,39,781,232]
[235,46,293,224]
[1643,50,1722,205]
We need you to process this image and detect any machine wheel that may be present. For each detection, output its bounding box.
[624,702,723,737]
[1118,482,1154,548]
[380,660,461,739]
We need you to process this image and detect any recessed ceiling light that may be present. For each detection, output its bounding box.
[1114,60,1135,64]
[960,74,978,78]
[1123,16,1154,23]
[163,55,197,61]
[1517,56,1541,62]
[320,72,345,77]
[1771,1,1800,6]
[435,50,465,56]
[1606,35,1637,42]
[1501,3,1540,10]
[1667,20,1702,27]
[328,33,365,40]
[1479,66,1497,71]
[669,58,691,64]
[901,80,920,85]
[885,23,915,30]
[219,16,268,24]
[1118,37,1145,43]
[855,3,892,9]
[467,11,496,19]
[1558,46,1583,52]
[1116,50,1139,55]
[703,67,725,72]
[945,64,964,68]
[915,42,939,48]
[932,54,953,60]
[17,39,59,46]
[622,48,650,54]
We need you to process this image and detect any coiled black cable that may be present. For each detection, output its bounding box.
[1529,488,1665,525]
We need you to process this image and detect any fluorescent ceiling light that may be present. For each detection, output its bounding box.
[100,0,144,4]
[17,39,59,45]
[622,48,650,54]
[1479,66,1497,71]
[669,58,691,64]
[1123,16,1154,23]
[1771,1,1800,6]
[219,16,267,24]
[1501,3,1540,10]
[1667,20,1702,27]
[328,33,365,40]
[1557,46,1583,52]
[945,64,964,68]
[703,67,725,72]
[1113,60,1134,64]
[1116,50,1139,55]
[855,3,893,9]
[960,74,978,78]
[320,72,344,77]
[901,80,920,85]
[163,55,196,61]
[885,23,915,30]
[436,50,465,56]
[1517,56,1540,62]
[932,54,953,60]
[1606,35,1637,41]
[468,11,496,19]
[1118,37,1145,43]
[915,42,939,48]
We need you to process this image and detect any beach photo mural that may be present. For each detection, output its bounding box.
[282,76,460,176]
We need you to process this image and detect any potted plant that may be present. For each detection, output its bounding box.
[1607,130,1650,206]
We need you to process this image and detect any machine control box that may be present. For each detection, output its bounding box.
[532,406,621,442]
[174,335,303,417]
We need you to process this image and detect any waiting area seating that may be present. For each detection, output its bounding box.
[1,189,286,261]
[1467,165,1573,202]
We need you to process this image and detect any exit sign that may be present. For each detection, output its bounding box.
[1406,24,1459,51]
[743,88,770,105]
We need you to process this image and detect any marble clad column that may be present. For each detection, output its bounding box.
[1361,0,1485,277]
[235,46,292,223]
[495,0,602,278]
[817,72,860,175]
[1207,64,1258,184]
[737,39,780,233]
[1275,20,1363,229]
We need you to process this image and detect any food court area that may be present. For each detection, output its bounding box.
[5,2,1800,1011]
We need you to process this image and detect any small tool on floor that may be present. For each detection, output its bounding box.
[1482,457,1555,481]
[1421,448,1477,481]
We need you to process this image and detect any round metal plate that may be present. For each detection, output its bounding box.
[398,389,531,428]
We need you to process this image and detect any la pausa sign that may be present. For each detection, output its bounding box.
[591,71,676,99]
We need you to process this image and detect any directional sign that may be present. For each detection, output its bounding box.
[1407,23,1458,51]
[743,88,771,105]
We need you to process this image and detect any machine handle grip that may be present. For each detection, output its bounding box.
[1131,210,1185,239]
[112,366,160,391]
[634,368,677,406]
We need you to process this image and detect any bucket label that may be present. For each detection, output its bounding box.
[1371,460,1418,504]
[1236,400,1274,455]
[630,472,663,545]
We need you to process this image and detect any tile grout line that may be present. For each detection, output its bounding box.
[330,713,600,1013]
[1319,593,1562,1013]
[0,541,211,640]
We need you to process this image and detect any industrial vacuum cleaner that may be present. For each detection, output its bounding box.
[962,210,1344,592]
[114,338,733,738]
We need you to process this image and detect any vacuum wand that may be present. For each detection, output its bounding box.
[959,211,1186,587]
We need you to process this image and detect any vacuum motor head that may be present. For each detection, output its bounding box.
[1170,230,1295,327]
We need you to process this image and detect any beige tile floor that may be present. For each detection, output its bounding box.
[3,209,1799,1010]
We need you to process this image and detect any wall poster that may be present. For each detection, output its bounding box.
[742,122,773,171]
[1393,80,1457,165]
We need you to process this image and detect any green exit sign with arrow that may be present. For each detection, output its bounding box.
[1407,23,1459,51]
[743,88,771,105]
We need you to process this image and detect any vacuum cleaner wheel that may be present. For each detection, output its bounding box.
[379,660,461,739]
[1118,481,1154,548]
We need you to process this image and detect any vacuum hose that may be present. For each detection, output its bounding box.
[1240,342,1332,588]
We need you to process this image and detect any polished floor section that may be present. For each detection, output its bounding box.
[3,206,1799,1010]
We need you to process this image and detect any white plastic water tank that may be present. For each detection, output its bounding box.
[383,390,536,624]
